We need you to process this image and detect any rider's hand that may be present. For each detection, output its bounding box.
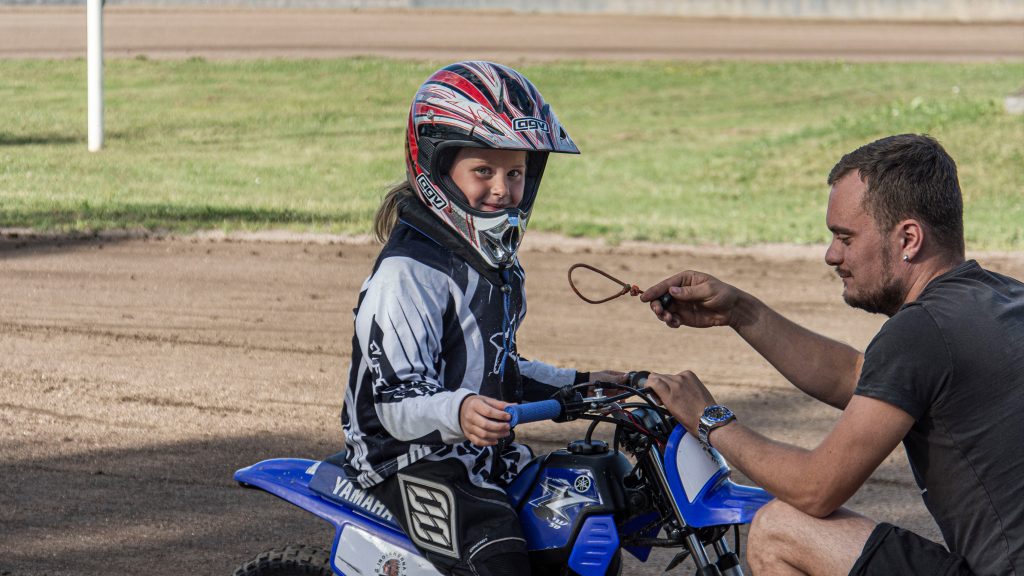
[644,371,718,435]
[459,395,512,447]
[585,370,627,396]
[640,270,742,330]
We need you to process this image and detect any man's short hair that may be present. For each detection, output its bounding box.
[828,134,965,256]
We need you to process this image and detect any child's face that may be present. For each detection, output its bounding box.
[449,148,527,212]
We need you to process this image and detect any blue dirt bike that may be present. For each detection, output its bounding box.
[233,372,772,575]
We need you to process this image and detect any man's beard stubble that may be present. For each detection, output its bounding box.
[842,243,908,317]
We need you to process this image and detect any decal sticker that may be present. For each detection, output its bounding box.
[676,431,728,502]
[333,524,442,576]
[416,174,448,210]
[528,477,598,530]
[573,475,592,493]
[331,476,395,523]
[512,117,549,133]
[399,474,459,558]
[376,551,406,576]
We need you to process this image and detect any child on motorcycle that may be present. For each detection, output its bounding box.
[341,61,622,576]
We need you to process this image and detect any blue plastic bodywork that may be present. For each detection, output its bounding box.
[239,436,773,575]
[234,458,409,539]
[567,515,619,576]
[662,426,774,527]
[306,460,401,531]
[236,459,423,576]
[518,465,603,551]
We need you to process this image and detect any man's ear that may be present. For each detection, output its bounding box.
[898,219,924,261]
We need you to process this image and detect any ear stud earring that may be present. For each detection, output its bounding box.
[903,254,910,262]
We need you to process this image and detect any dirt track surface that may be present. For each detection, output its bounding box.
[3,8,1023,574]
[2,7,1024,61]
[2,232,1022,575]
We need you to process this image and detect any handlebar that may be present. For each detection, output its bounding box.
[505,399,562,427]
[504,371,656,427]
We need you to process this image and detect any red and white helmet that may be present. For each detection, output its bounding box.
[406,61,579,269]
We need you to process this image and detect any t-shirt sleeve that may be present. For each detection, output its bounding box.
[854,304,952,421]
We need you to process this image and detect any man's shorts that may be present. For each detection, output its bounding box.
[850,523,974,576]
[369,457,529,576]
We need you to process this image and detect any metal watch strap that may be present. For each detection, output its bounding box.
[698,420,713,446]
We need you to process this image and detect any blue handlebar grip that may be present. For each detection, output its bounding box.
[505,400,562,427]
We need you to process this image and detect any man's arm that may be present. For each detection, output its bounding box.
[645,369,914,518]
[643,270,862,409]
[730,291,863,409]
[711,394,912,516]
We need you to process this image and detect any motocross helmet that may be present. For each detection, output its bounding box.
[406,61,579,269]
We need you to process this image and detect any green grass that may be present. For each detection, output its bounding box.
[1,57,1022,248]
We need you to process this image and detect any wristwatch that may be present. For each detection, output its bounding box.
[698,405,736,448]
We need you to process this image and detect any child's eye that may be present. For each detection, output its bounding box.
[474,167,493,176]
[508,169,523,178]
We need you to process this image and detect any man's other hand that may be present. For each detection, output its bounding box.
[641,270,742,329]
[644,370,718,435]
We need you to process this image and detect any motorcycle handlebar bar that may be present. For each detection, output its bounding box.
[505,399,562,427]
[504,372,655,427]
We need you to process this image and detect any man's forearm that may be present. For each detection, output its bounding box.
[710,423,853,517]
[730,292,862,409]
[706,396,913,518]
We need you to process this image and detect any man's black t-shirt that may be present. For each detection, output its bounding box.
[855,260,1024,576]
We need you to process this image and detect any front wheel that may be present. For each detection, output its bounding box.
[233,544,332,576]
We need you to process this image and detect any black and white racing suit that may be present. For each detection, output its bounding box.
[342,199,586,491]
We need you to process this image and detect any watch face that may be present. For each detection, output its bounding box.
[703,405,733,423]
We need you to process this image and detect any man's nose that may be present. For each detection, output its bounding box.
[824,241,842,266]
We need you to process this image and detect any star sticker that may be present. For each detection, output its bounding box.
[528,478,598,529]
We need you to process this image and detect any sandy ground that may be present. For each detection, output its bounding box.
[2,231,1022,575]
[2,6,1023,61]
[3,8,1022,575]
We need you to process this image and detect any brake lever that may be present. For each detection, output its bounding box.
[553,385,586,422]
[594,401,624,416]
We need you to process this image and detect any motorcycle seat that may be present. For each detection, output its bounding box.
[309,449,547,528]
[308,450,402,531]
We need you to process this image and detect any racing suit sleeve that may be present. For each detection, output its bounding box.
[355,257,473,444]
[518,357,586,402]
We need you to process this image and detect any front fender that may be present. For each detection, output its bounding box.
[662,426,773,527]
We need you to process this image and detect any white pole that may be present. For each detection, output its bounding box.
[87,0,103,152]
